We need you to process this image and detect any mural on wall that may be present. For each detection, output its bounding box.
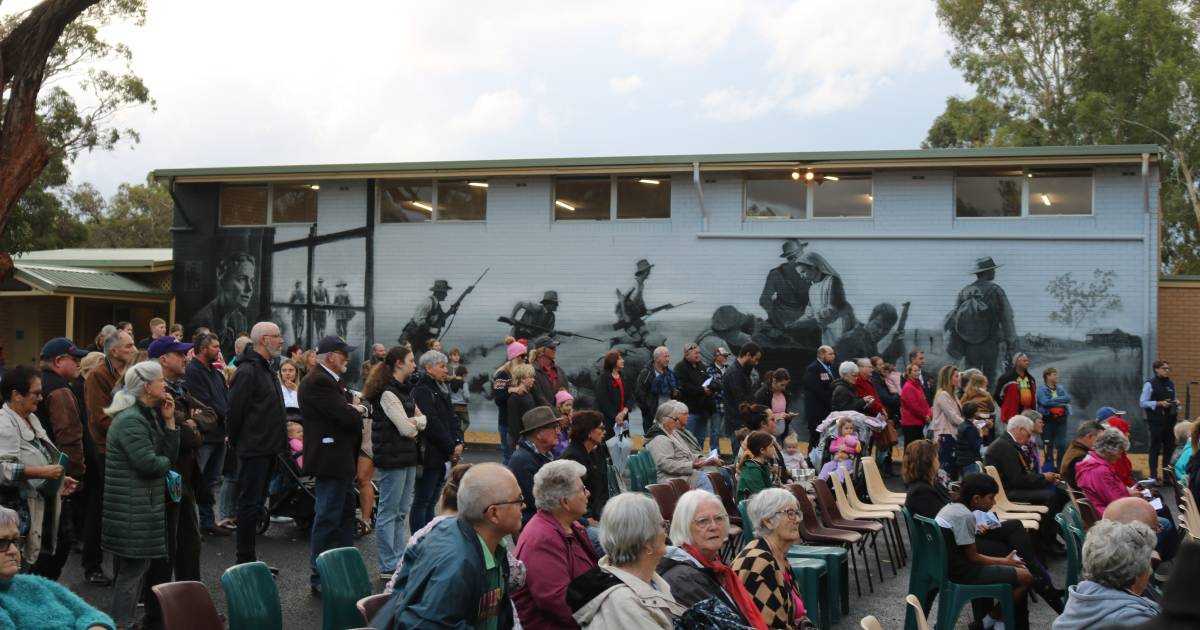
[177,228,273,359]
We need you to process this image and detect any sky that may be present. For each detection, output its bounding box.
[24,0,971,195]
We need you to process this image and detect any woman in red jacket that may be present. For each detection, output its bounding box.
[900,363,932,446]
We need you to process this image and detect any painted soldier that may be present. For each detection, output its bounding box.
[289,280,306,342]
[791,251,856,347]
[401,279,452,351]
[834,302,904,364]
[510,291,558,340]
[759,238,811,329]
[333,280,354,339]
[312,277,331,338]
[695,305,758,364]
[944,256,1016,384]
[614,259,654,346]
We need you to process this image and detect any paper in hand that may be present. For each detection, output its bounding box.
[707,448,720,462]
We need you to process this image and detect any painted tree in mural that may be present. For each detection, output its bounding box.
[0,0,153,274]
[1045,269,1123,335]
[926,0,1200,274]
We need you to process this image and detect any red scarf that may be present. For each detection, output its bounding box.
[613,374,625,410]
[683,543,769,630]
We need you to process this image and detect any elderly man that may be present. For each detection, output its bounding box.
[509,406,560,525]
[531,335,570,408]
[300,335,367,595]
[360,342,387,382]
[226,321,287,566]
[185,330,231,536]
[984,415,1068,551]
[803,345,837,441]
[674,342,715,451]
[80,328,135,586]
[635,345,678,434]
[995,352,1037,420]
[1053,520,1160,629]
[386,463,520,629]
[1061,420,1103,488]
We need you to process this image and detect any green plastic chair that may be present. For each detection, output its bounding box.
[901,507,936,630]
[631,451,654,492]
[789,545,850,623]
[1056,513,1082,599]
[912,515,1015,630]
[789,556,830,630]
[315,547,373,630]
[1063,502,1085,534]
[738,499,755,544]
[628,452,645,491]
[221,561,283,630]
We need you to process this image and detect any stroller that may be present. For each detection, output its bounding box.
[808,411,888,488]
[257,452,317,534]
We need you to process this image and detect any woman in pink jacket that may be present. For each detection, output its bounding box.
[1075,428,1138,516]
[900,363,932,447]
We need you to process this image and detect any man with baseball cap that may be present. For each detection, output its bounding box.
[508,406,559,525]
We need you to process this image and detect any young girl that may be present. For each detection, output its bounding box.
[287,421,304,469]
[933,473,1033,629]
[781,432,806,473]
[821,416,860,481]
[553,390,573,457]
[736,431,777,499]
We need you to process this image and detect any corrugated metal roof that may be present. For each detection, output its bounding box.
[15,264,169,298]
[14,248,173,270]
[152,144,1161,181]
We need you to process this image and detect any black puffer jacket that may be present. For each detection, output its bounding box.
[412,374,463,469]
[674,358,713,415]
[830,378,868,414]
[226,347,288,458]
[371,379,420,469]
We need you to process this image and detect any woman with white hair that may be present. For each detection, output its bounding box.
[730,488,810,629]
[658,490,768,628]
[1075,428,1139,516]
[1052,519,1160,629]
[100,360,179,630]
[830,361,872,415]
[645,401,714,492]
[411,349,464,531]
[514,459,599,629]
[568,493,685,628]
[0,505,114,629]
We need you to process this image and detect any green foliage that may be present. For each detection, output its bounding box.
[0,175,89,255]
[929,0,1200,273]
[1046,269,1123,334]
[82,181,173,248]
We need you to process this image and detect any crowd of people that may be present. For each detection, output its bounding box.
[1,314,1198,630]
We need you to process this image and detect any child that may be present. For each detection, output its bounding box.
[287,421,304,469]
[956,401,986,475]
[781,432,807,473]
[820,416,859,481]
[553,390,574,457]
[737,431,776,500]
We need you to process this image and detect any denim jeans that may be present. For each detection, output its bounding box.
[310,476,356,586]
[410,464,446,532]
[723,411,742,456]
[938,434,960,480]
[960,462,981,475]
[110,556,151,628]
[689,412,721,453]
[375,466,418,573]
[1042,418,1069,471]
[499,420,513,465]
[220,470,240,523]
[235,455,273,564]
[197,442,226,528]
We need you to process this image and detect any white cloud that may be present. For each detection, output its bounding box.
[615,0,746,63]
[700,88,779,122]
[451,89,527,132]
[609,75,643,95]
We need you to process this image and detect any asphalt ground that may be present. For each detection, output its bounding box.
[59,445,1070,630]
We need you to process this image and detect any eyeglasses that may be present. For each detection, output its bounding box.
[774,508,801,521]
[0,537,24,553]
[488,496,525,511]
[693,514,729,529]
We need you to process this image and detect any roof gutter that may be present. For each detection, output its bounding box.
[693,161,708,232]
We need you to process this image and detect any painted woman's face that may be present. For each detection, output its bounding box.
[221,261,256,308]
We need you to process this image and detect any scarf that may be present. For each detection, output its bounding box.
[650,367,679,396]
[683,543,769,630]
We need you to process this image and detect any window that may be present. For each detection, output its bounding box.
[1027,169,1092,215]
[745,177,807,219]
[811,173,872,218]
[378,179,487,223]
[554,175,672,221]
[219,186,268,226]
[271,184,319,223]
[955,169,1023,218]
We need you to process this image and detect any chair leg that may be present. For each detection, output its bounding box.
[860,537,875,593]
[892,517,908,566]
[876,524,896,577]
[876,519,896,577]
[845,542,862,597]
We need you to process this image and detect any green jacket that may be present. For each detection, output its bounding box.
[737,459,773,500]
[102,402,179,559]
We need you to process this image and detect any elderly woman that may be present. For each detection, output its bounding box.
[561,410,610,524]
[101,360,179,630]
[1075,428,1140,517]
[830,361,872,414]
[658,490,768,628]
[645,401,715,492]
[731,487,810,629]
[1052,520,1161,629]
[411,350,464,531]
[514,460,599,629]
[0,506,114,629]
[568,493,685,628]
[0,365,77,564]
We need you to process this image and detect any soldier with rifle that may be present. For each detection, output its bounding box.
[400,269,488,350]
[495,316,604,343]
[612,258,693,347]
[509,291,559,340]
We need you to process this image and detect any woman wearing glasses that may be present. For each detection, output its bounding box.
[659,490,768,628]
[731,488,812,629]
[0,506,114,629]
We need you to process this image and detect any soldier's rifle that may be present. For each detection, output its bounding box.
[496,316,605,343]
[437,267,489,341]
[610,300,695,330]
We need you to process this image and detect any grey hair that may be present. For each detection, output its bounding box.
[669,490,726,546]
[1081,519,1155,589]
[855,358,871,368]
[0,506,18,531]
[652,346,669,361]
[249,321,278,345]
[599,493,662,566]
[457,463,516,524]
[1092,428,1130,458]
[419,350,449,371]
[1012,352,1028,365]
[1020,409,1042,422]
[103,361,164,417]
[103,330,130,355]
[747,487,799,535]
[1006,415,1033,435]
[533,460,587,512]
[838,361,859,379]
[960,368,982,382]
[1075,420,1104,439]
[234,335,253,354]
[655,400,687,425]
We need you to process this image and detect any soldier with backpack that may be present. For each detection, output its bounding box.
[944,256,1016,385]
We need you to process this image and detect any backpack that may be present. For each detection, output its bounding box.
[952,285,996,344]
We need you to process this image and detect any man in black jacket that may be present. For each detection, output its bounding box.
[507,406,559,525]
[531,336,570,408]
[802,345,837,442]
[984,415,1067,550]
[227,321,288,566]
[721,342,761,451]
[300,335,368,594]
[185,330,230,536]
[674,342,716,450]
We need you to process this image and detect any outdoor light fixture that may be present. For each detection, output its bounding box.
[310,184,320,190]
[867,194,873,201]
[638,179,660,185]
[411,201,433,212]
[805,171,815,181]
[555,200,576,211]
[468,182,489,188]
[791,171,801,180]
[1041,193,1052,206]
[823,175,839,181]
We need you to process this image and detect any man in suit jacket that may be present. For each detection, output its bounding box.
[802,345,837,442]
[300,335,368,595]
[984,415,1067,551]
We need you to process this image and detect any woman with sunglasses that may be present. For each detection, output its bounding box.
[731,488,813,629]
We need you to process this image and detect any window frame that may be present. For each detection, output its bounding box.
[218,183,320,228]
[742,172,874,221]
[552,175,672,222]
[953,167,1095,219]
[376,178,489,224]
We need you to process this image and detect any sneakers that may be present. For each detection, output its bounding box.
[379,571,394,582]
[84,569,113,586]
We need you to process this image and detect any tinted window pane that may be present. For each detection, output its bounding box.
[812,174,872,218]
[616,176,670,219]
[438,181,487,221]
[271,184,318,223]
[745,178,806,219]
[956,170,1022,217]
[555,178,610,220]
[220,186,268,226]
[379,180,433,223]
[1028,169,1091,215]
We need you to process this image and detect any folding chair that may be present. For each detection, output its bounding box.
[221,561,283,630]
[315,547,372,630]
[151,581,223,630]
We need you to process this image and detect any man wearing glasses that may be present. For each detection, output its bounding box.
[1141,360,1182,483]
[386,463,521,629]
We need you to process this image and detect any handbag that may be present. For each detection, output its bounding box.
[165,469,183,503]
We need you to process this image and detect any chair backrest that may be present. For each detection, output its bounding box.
[860,615,883,630]
[738,499,755,543]
[315,547,373,630]
[357,593,389,626]
[811,478,844,527]
[221,561,283,630]
[646,483,678,522]
[1074,497,1099,529]
[1055,513,1082,590]
[668,477,689,498]
[788,484,822,539]
[709,470,740,519]
[152,580,223,630]
[829,471,858,514]
[861,458,891,498]
[911,515,949,587]
[905,593,932,630]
